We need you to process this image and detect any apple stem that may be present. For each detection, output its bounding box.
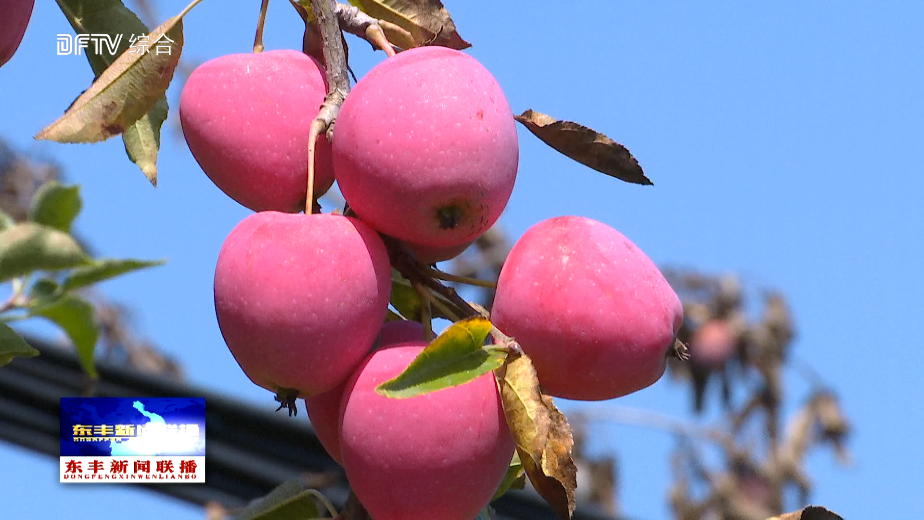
[253,0,270,53]
[176,0,205,19]
[386,236,524,354]
[417,284,462,322]
[301,0,352,212]
[426,267,498,290]
[305,119,326,213]
[387,237,481,320]
[413,282,435,341]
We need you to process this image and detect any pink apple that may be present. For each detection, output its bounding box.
[492,216,683,401]
[405,239,472,264]
[690,319,735,369]
[333,46,518,248]
[339,328,514,520]
[180,50,334,212]
[0,0,35,67]
[304,320,426,464]
[214,212,390,397]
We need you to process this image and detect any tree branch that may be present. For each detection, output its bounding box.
[334,3,398,57]
[305,0,351,212]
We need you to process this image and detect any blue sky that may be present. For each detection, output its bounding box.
[2,1,923,518]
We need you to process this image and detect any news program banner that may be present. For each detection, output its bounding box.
[60,397,205,483]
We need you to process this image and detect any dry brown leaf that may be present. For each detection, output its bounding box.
[498,353,577,519]
[497,353,550,455]
[530,395,577,518]
[515,109,652,186]
[35,16,183,143]
[349,0,470,50]
[767,506,843,520]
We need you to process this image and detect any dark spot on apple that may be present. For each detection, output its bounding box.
[476,109,484,120]
[435,205,465,230]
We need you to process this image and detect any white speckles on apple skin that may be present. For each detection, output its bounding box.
[180,50,335,212]
[339,326,515,520]
[333,46,519,249]
[493,216,683,401]
[214,212,391,398]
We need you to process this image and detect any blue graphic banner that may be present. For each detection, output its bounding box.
[59,397,206,483]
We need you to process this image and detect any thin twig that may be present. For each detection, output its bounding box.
[413,281,434,341]
[416,285,463,322]
[253,0,270,52]
[426,267,498,289]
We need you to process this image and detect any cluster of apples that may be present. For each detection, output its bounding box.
[0,0,35,68]
[181,46,681,519]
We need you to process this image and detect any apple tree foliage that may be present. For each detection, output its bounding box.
[0,0,815,519]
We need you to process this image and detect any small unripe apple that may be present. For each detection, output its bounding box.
[0,0,35,67]
[689,319,735,369]
[214,212,390,397]
[333,46,519,249]
[305,320,426,464]
[340,329,514,520]
[492,216,683,400]
[180,50,334,212]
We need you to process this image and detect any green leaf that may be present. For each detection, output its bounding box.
[492,450,525,501]
[122,98,167,186]
[376,317,506,398]
[234,480,321,520]
[29,278,63,307]
[389,270,454,321]
[0,207,14,231]
[63,258,165,292]
[349,0,470,50]
[28,182,83,233]
[0,322,40,367]
[0,223,90,282]
[390,271,424,320]
[31,295,99,378]
[515,109,652,186]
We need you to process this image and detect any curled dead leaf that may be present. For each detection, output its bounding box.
[515,109,651,186]
[497,353,550,455]
[349,0,469,50]
[497,353,577,519]
[36,16,184,144]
